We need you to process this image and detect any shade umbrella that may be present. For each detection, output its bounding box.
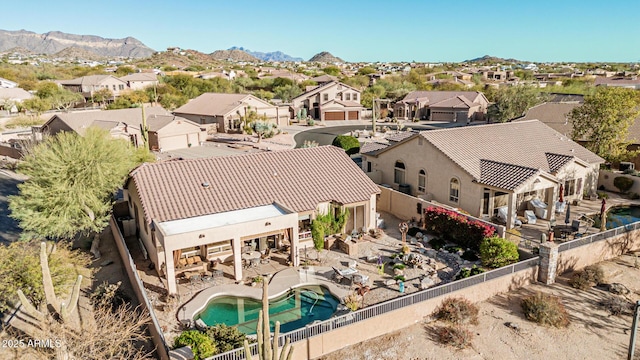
[559,183,564,203]
[565,203,571,225]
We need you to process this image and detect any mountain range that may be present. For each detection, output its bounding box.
[0,29,155,58]
[228,46,303,62]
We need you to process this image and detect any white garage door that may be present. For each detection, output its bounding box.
[160,135,189,151]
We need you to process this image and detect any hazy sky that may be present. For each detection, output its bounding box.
[4,0,638,62]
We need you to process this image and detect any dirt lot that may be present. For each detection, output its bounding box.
[320,253,640,360]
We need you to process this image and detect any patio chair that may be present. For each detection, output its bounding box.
[260,248,271,264]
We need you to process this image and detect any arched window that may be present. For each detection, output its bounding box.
[418,169,426,192]
[449,177,460,203]
[394,161,405,184]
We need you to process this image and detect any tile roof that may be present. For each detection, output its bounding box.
[479,160,539,190]
[119,73,159,82]
[594,77,640,86]
[44,106,171,134]
[429,96,476,109]
[416,120,603,187]
[128,146,381,223]
[0,87,32,101]
[400,91,483,105]
[173,93,255,117]
[360,141,389,155]
[545,153,574,173]
[146,114,202,132]
[385,131,417,143]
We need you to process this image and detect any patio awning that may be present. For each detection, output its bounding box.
[156,204,291,236]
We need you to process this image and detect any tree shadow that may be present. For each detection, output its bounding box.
[0,176,22,245]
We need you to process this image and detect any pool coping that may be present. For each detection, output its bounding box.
[178,266,351,324]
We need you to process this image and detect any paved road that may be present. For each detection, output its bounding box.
[292,122,467,148]
[0,171,22,244]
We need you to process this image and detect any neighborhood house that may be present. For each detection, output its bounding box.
[124,146,380,294]
[394,90,489,122]
[361,120,603,229]
[290,80,363,121]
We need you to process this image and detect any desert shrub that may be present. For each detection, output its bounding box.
[521,292,570,327]
[332,135,360,155]
[393,263,406,270]
[394,275,406,282]
[461,249,479,261]
[570,265,605,290]
[600,296,633,316]
[630,192,640,200]
[456,265,485,280]
[429,237,446,250]
[401,244,411,254]
[479,236,519,268]
[613,176,634,193]
[205,324,249,353]
[433,297,479,325]
[597,191,609,199]
[424,207,496,250]
[174,330,217,360]
[306,118,315,126]
[91,281,130,311]
[344,292,360,311]
[445,245,463,253]
[435,325,473,349]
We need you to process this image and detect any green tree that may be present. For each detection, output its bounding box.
[569,87,640,162]
[357,67,376,76]
[206,324,249,353]
[332,135,360,155]
[22,97,51,117]
[92,88,113,107]
[273,84,302,102]
[114,66,136,76]
[252,121,275,143]
[322,66,341,76]
[9,128,144,239]
[487,86,548,122]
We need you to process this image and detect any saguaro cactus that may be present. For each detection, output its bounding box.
[243,276,294,360]
[17,242,82,327]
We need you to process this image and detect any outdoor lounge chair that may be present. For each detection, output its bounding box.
[260,248,271,264]
[529,198,548,219]
[524,210,536,225]
[332,266,357,283]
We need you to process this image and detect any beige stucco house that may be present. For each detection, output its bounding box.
[119,73,159,91]
[291,81,363,121]
[173,93,288,133]
[361,120,604,229]
[57,75,128,100]
[124,146,380,294]
[35,107,205,151]
[394,91,489,122]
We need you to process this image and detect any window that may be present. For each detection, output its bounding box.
[449,178,460,203]
[112,85,116,91]
[323,93,329,101]
[418,169,426,192]
[353,93,358,101]
[417,202,422,215]
[394,161,405,184]
[207,240,232,255]
[564,179,576,196]
[118,84,124,90]
[345,93,351,101]
[366,161,372,173]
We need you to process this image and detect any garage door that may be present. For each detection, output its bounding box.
[324,111,345,120]
[187,133,200,147]
[160,135,189,151]
[431,111,454,121]
[348,111,359,120]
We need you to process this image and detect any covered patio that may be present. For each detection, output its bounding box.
[155,203,301,294]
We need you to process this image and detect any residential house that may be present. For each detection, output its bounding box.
[57,75,128,100]
[394,91,489,122]
[594,76,640,89]
[291,81,363,120]
[35,107,205,151]
[309,74,339,85]
[173,93,288,133]
[360,120,603,229]
[124,146,380,293]
[0,88,33,113]
[0,77,17,88]
[119,73,159,91]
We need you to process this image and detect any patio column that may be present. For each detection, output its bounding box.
[165,249,177,294]
[290,226,300,266]
[506,192,516,230]
[232,236,243,282]
[546,186,556,220]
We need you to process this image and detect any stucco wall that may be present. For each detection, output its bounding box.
[598,170,640,195]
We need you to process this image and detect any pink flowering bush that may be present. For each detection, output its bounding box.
[423,207,496,250]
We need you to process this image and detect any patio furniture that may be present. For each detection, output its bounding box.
[529,198,548,219]
[260,248,271,264]
[524,210,536,225]
[332,266,358,283]
[352,274,369,286]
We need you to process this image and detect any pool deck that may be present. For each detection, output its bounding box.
[178,266,351,323]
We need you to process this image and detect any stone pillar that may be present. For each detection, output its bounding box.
[538,241,559,284]
[165,250,177,294]
[232,237,243,282]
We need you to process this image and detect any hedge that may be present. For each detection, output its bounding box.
[423,207,496,251]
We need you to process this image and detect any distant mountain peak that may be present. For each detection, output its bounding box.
[210,49,260,62]
[0,29,155,58]
[309,51,344,63]
[228,46,303,62]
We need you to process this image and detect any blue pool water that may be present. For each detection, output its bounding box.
[592,205,640,229]
[195,285,339,334]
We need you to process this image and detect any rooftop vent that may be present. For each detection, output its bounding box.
[201,182,210,189]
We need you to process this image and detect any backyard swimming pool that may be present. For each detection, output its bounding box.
[591,205,640,229]
[195,285,340,334]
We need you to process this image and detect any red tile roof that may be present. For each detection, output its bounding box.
[128,146,380,224]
